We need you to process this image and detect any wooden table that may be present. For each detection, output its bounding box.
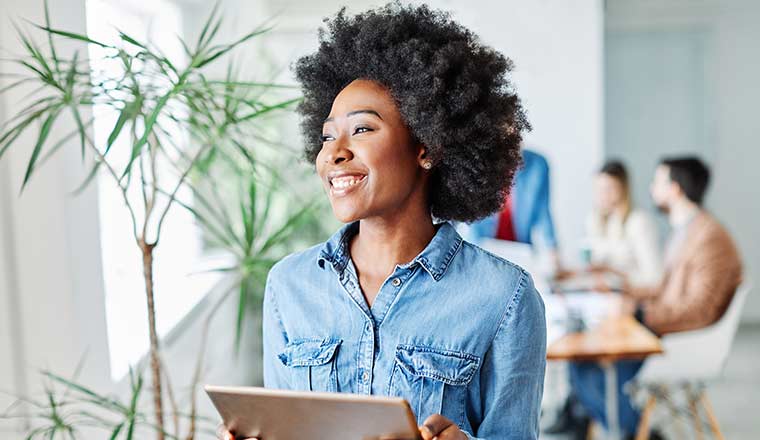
[547,315,663,439]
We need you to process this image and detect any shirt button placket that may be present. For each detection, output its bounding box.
[361,320,375,394]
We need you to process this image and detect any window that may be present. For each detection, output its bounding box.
[86,0,222,381]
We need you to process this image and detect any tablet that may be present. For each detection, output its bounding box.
[205,385,421,440]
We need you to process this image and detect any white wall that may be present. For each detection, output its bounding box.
[606,0,760,323]
[433,0,606,262]
[711,3,760,323]
[0,2,112,436]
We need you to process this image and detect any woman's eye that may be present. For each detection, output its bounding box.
[320,134,334,142]
[353,126,373,135]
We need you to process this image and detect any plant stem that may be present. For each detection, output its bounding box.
[140,238,165,440]
[159,354,180,438]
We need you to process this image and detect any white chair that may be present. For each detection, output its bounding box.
[633,281,752,440]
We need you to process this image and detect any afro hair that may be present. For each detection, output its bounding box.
[294,2,530,222]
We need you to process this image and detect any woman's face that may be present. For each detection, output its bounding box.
[594,173,625,215]
[316,79,427,223]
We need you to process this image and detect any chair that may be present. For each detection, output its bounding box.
[633,281,752,440]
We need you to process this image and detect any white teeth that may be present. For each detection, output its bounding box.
[331,175,364,190]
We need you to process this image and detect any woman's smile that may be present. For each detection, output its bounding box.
[328,171,368,197]
[314,79,429,223]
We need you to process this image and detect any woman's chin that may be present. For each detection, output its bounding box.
[331,206,364,224]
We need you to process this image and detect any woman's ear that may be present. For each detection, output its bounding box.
[417,144,428,160]
[418,146,433,170]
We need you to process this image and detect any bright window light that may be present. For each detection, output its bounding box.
[86,0,222,381]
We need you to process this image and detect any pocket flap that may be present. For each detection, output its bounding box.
[395,345,480,385]
[278,338,342,367]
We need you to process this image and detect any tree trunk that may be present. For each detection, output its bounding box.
[141,239,165,440]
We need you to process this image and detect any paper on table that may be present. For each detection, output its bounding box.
[543,291,617,344]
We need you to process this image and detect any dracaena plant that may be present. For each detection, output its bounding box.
[0,1,325,439]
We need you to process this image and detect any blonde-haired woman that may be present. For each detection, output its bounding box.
[549,160,664,439]
[587,160,661,289]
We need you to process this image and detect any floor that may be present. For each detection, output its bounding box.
[541,324,760,439]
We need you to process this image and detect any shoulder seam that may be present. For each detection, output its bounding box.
[460,240,527,273]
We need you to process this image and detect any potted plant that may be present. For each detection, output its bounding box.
[0,2,326,438]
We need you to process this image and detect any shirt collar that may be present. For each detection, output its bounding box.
[317,221,463,282]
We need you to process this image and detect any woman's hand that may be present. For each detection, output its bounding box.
[587,263,604,273]
[216,414,468,440]
[592,273,614,293]
[418,414,468,440]
[216,423,258,440]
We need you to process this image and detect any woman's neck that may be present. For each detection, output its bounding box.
[350,209,436,278]
[613,203,629,219]
[601,203,628,223]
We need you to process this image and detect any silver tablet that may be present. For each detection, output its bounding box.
[205,385,421,440]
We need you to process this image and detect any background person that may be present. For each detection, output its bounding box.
[586,160,662,290]
[464,148,564,274]
[567,156,742,439]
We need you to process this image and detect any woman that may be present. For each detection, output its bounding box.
[223,4,546,439]
[555,163,663,438]
[586,160,661,289]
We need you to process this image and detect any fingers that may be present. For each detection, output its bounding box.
[229,434,259,440]
[215,424,257,440]
[230,434,259,440]
[419,414,454,440]
[435,424,466,439]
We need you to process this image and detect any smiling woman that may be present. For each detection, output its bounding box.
[318,80,426,226]
[221,3,545,440]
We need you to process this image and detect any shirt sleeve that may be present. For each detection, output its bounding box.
[466,272,547,439]
[262,270,292,389]
[643,226,742,334]
[533,158,558,249]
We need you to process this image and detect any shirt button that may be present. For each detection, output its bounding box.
[361,371,370,382]
[391,277,402,287]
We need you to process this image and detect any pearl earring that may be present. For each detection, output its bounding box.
[422,160,433,170]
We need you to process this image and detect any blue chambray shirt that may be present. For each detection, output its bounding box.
[262,221,547,439]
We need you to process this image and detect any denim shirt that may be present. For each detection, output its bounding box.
[262,221,547,439]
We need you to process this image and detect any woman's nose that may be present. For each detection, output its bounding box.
[323,135,353,164]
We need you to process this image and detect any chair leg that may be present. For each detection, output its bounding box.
[687,386,704,440]
[659,386,686,440]
[635,394,657,440]
[699,392,725,440]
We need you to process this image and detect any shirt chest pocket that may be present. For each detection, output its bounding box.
[387,345,480,427]
[278,338,342,392]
